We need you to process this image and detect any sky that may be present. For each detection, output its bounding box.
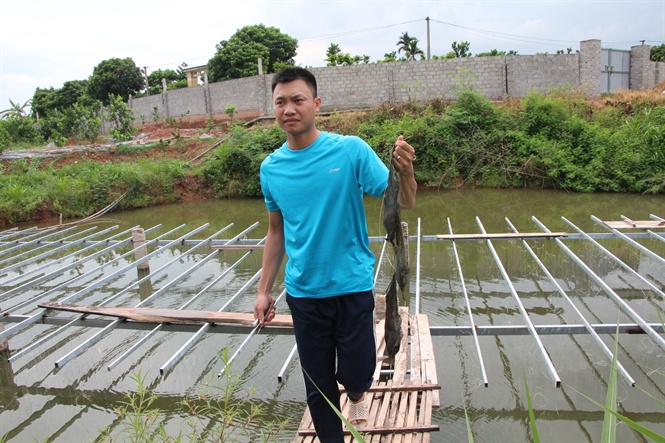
[1,0,664,112]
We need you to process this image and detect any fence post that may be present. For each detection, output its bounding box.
[630,43,655,90]
[162,78,170,119]
[579,39,602,97]
[132,227,150,272]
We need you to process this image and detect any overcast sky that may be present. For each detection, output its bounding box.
[1,0,664,112]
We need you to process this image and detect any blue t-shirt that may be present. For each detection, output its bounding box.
[260,132,388,298]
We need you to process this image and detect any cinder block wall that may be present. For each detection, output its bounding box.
[128,39,663,123]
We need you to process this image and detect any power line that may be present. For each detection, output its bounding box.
[146,17,664,70]
[428,18,579,47]
[297,19,424,43]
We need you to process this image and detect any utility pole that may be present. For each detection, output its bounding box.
[426,17,431,60]
[143,67,150,96]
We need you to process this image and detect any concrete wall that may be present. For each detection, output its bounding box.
[128,39,663,122]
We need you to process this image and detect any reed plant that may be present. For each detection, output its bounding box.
[98,349,288,443]
[515,320,665,443]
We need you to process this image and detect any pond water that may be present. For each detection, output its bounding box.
[2,188,664,442]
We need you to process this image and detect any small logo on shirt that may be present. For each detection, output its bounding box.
[329,168,341,173]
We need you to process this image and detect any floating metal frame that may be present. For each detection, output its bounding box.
[1,214,664,389]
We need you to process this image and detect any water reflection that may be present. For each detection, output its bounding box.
[3,189,665,442]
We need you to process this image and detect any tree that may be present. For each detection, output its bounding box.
[397,32,424,61]
[31,87,58,118]
[451,41,471,58]
[87,57,145,105]
[651,43,665,62]
[56,80,89,109]
[207,24,297,82]
[147,68,186,94]
[325,43,370,66]
[381,51,398,63]
[31,81,89,118]
[326,43,341,61]
[0,98,32,119]
[475,49,518,57]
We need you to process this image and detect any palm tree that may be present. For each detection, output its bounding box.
[397,32,424,61]
[0,99,32,119]
[325,43,342,66]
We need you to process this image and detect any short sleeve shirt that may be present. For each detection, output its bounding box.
[260,132,388,298]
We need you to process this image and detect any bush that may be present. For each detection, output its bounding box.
[201,124,284,197]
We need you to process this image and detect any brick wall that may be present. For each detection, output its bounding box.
[128,39,664,122]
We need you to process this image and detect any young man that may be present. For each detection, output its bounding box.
[254,67,416,442]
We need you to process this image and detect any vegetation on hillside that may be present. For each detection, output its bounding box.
[1,86,664,228]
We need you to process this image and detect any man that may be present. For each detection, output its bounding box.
[254,67,416,443]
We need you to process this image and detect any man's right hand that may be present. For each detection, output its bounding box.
[254,293,275,327]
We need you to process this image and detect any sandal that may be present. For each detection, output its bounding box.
[347,393,369,426]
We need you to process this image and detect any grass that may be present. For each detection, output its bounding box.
[516,319,665,443]
[98,349,288,443]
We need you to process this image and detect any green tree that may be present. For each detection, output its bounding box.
[476,49,505,57]
[147,68,186,94]
[207,24,297,82]
[87,57,145,105]
[56,80,89,109]
[397,32,424,61]
[0,99,32,119]
[651,43,665,62]
[452,41,472,58]
[106,94,135,141]
[31,87,58,118]
[325,43,370,66]
[381,51,398,63]
[475,49,518,57]
[31,81,89,119]
[326,43,341,60]
[432,52,458,59]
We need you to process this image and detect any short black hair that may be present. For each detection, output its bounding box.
[271,67,317,97]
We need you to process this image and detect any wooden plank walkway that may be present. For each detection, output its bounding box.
[292,304,440,443]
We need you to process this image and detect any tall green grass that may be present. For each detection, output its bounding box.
[0,157,190,225]
[98,349,288,443]
[517,320,665,443]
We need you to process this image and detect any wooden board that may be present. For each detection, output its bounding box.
[38,302,293,327]
[603,220,665,230]
[293,312,441,443]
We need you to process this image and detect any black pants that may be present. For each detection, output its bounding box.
[287,290,376,443]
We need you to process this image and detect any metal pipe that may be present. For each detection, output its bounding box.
[506,217,634,386]
[648,214,665,243]
[591,215,665,266]
[533,216,665,352]
[217,289,287,379]
[374,237,388,285]
[277,344,298,382]
[0,226,28,242]
[0,226,99,279]
[1,225,161,314]
[476,216,561,387]
[563,216,665,301]
[429,323,664,336]
[0,226,130,301]
[4,314,660,336]
[109,234,266,371]
[54,223,240,368]
[163,267,264,375]
[449,218,489,387]
[0,224,189,344]
[415,218,422,315]
[0,226,58,254]
[7,224,214,364]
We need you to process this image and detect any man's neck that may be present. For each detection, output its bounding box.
[287,129,321,151]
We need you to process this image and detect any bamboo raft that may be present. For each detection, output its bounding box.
[293,302,440,443]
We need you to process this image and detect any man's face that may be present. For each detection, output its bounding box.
[273,79,321,138]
